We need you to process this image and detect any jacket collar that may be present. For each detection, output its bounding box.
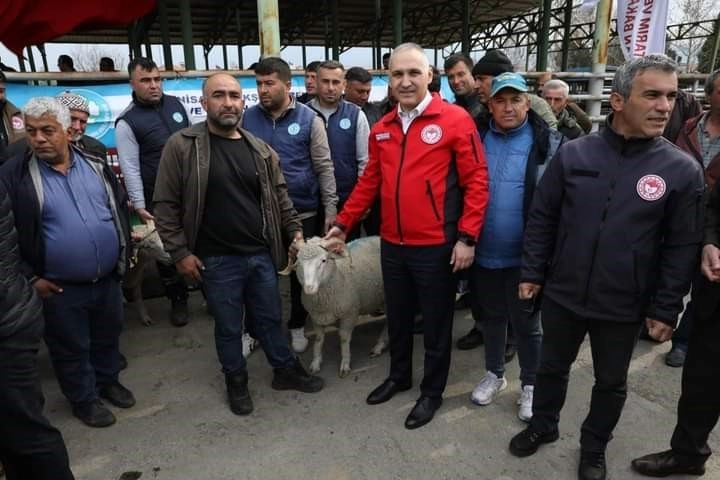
[382,92,443,125]
[601,113,659,154]
[180,121,273,159]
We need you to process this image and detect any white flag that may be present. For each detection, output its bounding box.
[616,0,669,60]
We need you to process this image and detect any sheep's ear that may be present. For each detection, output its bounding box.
[321,237,346,255]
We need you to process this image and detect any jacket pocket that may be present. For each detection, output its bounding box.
[425,180,441,222]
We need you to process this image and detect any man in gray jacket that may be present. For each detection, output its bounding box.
[153,74,324,416]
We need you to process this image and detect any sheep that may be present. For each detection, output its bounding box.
[124,220,173,326]
[281,236,388,377]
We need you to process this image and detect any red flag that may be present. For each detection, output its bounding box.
[0,1,157,55]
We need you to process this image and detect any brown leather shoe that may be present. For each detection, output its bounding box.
[631,449,706,477]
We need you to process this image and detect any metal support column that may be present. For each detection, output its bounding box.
[589,0,613,131]
[536,0,551,71]
[179,0,196,70]
[145,38,153,60]
[222,43,229,69]
[236,8,244,68]
[302,36,307,68]
[26,46,36,73]
[375,0,383,68]
[257,0,280,59]
[560,0,573,70]
[393,0,402,47]
[331,0,340,60]
[38,44,48,72]
[461,0,470,55]
[158,0,174,70]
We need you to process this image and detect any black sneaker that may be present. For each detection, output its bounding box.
[509,426,559,457]
[664,347,687,368]
[272,358,324,393]
[226,371,253,415]
[170,298,189,326]
[579,450,606,480]
[72,399,116,428]
[98,381,136,408]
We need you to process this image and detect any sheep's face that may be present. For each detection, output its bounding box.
[296,245,337,295]
[131,224,172,267]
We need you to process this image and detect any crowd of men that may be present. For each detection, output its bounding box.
[1,46,720,480]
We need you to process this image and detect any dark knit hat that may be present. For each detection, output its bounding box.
[472,50,514,77]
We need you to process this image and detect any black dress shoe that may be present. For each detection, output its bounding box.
[366,378,412,405]
[579,450,606,480]
[405,396,442,429]
[72,399,116,428]
[456,327,483,350]
[98,381,136,408]
[509,426,559,457]
[631,449,706,477]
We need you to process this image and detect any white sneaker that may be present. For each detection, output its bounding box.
[517,385,534,422]
[290,327,309,353]
[471,371,507,406]
[242,333,259,359]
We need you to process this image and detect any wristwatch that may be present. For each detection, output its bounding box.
[458,234,476,247]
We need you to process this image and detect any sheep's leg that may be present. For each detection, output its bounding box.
[131,265,153,326]
[370,323,388,357]
[338,318,355,377]
[309,325,325,374]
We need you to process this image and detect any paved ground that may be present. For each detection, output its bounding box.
[36,283,718,480]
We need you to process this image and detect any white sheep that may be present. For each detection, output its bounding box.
[282,236,388,377]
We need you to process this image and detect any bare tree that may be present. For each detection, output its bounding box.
[69,45,127,72]
[670,0,720,71]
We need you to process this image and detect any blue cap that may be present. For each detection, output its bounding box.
[490,72,528,97]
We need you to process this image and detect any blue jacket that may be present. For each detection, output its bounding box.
[476,110,564,268]
[115,94,189,201]
[242,103,320,212]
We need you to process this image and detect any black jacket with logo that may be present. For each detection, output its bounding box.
[521,119,704,327]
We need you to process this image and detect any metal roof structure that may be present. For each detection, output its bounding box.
[53,0,541,53]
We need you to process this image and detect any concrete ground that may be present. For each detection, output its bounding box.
[37,284,718,480]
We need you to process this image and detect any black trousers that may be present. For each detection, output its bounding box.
[0,323,75,480]
[530,297,640,453]
[381,240,456,398]
[669,300,720,461]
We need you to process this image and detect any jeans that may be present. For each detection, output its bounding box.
[0,321,75,480]
[201,252,295,375]
[381,240,456,398]
[530,297,639,453]
[43,275,123,404]
[469,266,541,386]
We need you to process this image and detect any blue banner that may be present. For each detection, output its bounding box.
[6,74,453,149]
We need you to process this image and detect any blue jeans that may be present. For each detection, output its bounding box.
[469,266,541,386]
[43,275,123,405]
[201,252,294,375]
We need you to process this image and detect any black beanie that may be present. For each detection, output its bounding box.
[472,50,513,77]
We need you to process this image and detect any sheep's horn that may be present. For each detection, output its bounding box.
[278,260,297,276]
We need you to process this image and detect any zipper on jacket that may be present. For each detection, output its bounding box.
[396,134,407,244]
[426,180,441,221]
[582,171,618,306]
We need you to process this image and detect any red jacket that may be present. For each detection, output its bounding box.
[337,93,488,245]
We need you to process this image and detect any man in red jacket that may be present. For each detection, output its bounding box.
[325,42,489,430]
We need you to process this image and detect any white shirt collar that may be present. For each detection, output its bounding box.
[397,92,432,133]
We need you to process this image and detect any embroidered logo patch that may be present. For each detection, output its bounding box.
[288,122,301,135]
[636,174,666,201]
[172,112,184,123]
[421,124,442,144]
[11,116,24,130]
[375,132,391,141]
[339,118,351,130]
